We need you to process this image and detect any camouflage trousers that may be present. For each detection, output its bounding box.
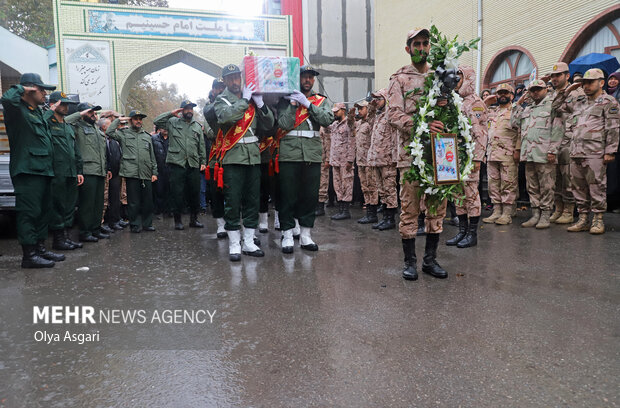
[554,163,575,205]
[570,158,607,213]
[399,172,447,239]
[375,165,398,208]
[358,165,378,205]
[487,161,518,205]
[455,168,481,217]
[525,162,556,211]
[332,165,354,202]
[318,163,330,203]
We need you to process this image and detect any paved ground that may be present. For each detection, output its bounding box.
[0,207,619,407]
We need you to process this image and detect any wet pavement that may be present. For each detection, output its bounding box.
[0,207,619,407]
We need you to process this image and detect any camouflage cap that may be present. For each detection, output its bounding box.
[129,109,147,119]
[583,68,605,80]
[49,91,77,104]
[222,64,241,78]
[528,79,547,90]
[496,83,514,93]
[332,102,346,112]
[406,27,429,44]
[551,62,569,74]
[354,100,369,108]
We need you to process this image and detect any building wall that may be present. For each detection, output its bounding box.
[375,0,619,90]
[306,0,374,105]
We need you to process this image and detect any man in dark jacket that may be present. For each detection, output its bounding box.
[151,126,170,216]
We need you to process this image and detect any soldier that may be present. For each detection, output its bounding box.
[214,64,275,261]
[327,103,356,220]
[482,83,520,225]
[315,126,331,216]
[548,62,584,224]
[512,79,562,229]
[446,66,488,248]
[554,68,619,234]
[106,110,158,233]
[368,88,398,230]
[1,73,66,268]
[354,100,379,224]
[276,65,334,253]
[66,102,111,242]
[44,91,84,251]
[154,100,206,230]
[204,79,227,238]
[151,126,170,217]
[388,28,448,281]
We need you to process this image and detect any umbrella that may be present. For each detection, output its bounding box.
[569,53,620,77]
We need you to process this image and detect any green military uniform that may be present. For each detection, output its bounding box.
[214,88,275,231]
[66,110,108,238]
[1,85,54,246]
[44,110,82,232]
[153,108,206,219]
[204,103,226,220]
[275,92,334,231]
[106,117,158,228]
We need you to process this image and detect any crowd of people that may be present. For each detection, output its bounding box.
[2,27,619,278]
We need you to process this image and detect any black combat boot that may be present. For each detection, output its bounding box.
[52,229,75,250]
[36,241,65,262]
[401,238,418,280]
[372,210,387,229]
[457,216,479,248]
[79,233,98,243]
[446,214,468,246]
[422,234,447,279]
[174,214,184,230]
[93,229,110,239]
[416,213,426,236]
[315,202,325,216]
[65,229,83,249]
[377,203,386,214]
[189,213,204,228]
[100,224,114,234]
[331,202,351,220]
[21,245,55,268]
[378,208,396,231]
[357,204,378,224]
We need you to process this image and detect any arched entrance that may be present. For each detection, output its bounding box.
[52,0,293,111]
[482,46,537,91]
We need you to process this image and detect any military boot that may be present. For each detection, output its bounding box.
[258,212,269,233]
[401,238,418,280]
[378,208,396,231]
[555,203,574,224]
[65,228,83,249]
[227,230,241,262]
[331,201,351,220]
[567,213,589,232]
[495,204,513,225]
[372,210,387,229]
[416,214,426,236]
[589,213,605,235]
[422,233,447,279]
[482,204,502,223]
[457,216,479,248]
[36,241,65,262]
[174,214,184,230]
[446,214,468,246]
[189,213,204,228]
[521,208,540,228]
[377,203,386,213]
[358,204,378,224]
[52,229,75,250]
[549,200,564,223]
[21,245,54,268]
[315,202,326,216]
[535,210,551,229]
[215,218,227,238]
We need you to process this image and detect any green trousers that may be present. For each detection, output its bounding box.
[169,164,201,215]
[206,167,225,219]
[277,162,321,230]
[12,174,52,245]
[222,164,260,231]
[126,177,154,227]
[78,175,105,236]
[50,176,78,231]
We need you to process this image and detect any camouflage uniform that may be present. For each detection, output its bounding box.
[512,92,562,211]
[554,89,620,213]
[328,115,356,202]
[368,88,398,209]
[487,105,520,205]
[387,64,447,238]
[355,113,378,205]
[455,66,487,217]
[318,127,331,203]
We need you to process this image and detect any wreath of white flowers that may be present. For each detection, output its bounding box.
[404,26,480,212]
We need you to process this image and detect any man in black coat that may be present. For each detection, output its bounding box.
[151,126,171,215]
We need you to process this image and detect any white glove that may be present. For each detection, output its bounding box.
[251,94,264,108]
[288,90,310,108]
[242,83,256,100]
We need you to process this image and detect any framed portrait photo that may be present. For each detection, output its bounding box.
[431,133,460,185]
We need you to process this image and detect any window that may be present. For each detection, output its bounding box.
[484,48,537,92]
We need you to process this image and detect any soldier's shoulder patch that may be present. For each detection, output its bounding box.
[609,106,619,114]
[472,106,485,112]
[577,95,586,102]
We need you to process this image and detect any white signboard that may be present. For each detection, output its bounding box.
[64,39,112,109]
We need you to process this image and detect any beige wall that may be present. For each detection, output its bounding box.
[375,0,619,90]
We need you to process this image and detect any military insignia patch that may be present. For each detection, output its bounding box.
[610,107,619,114]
